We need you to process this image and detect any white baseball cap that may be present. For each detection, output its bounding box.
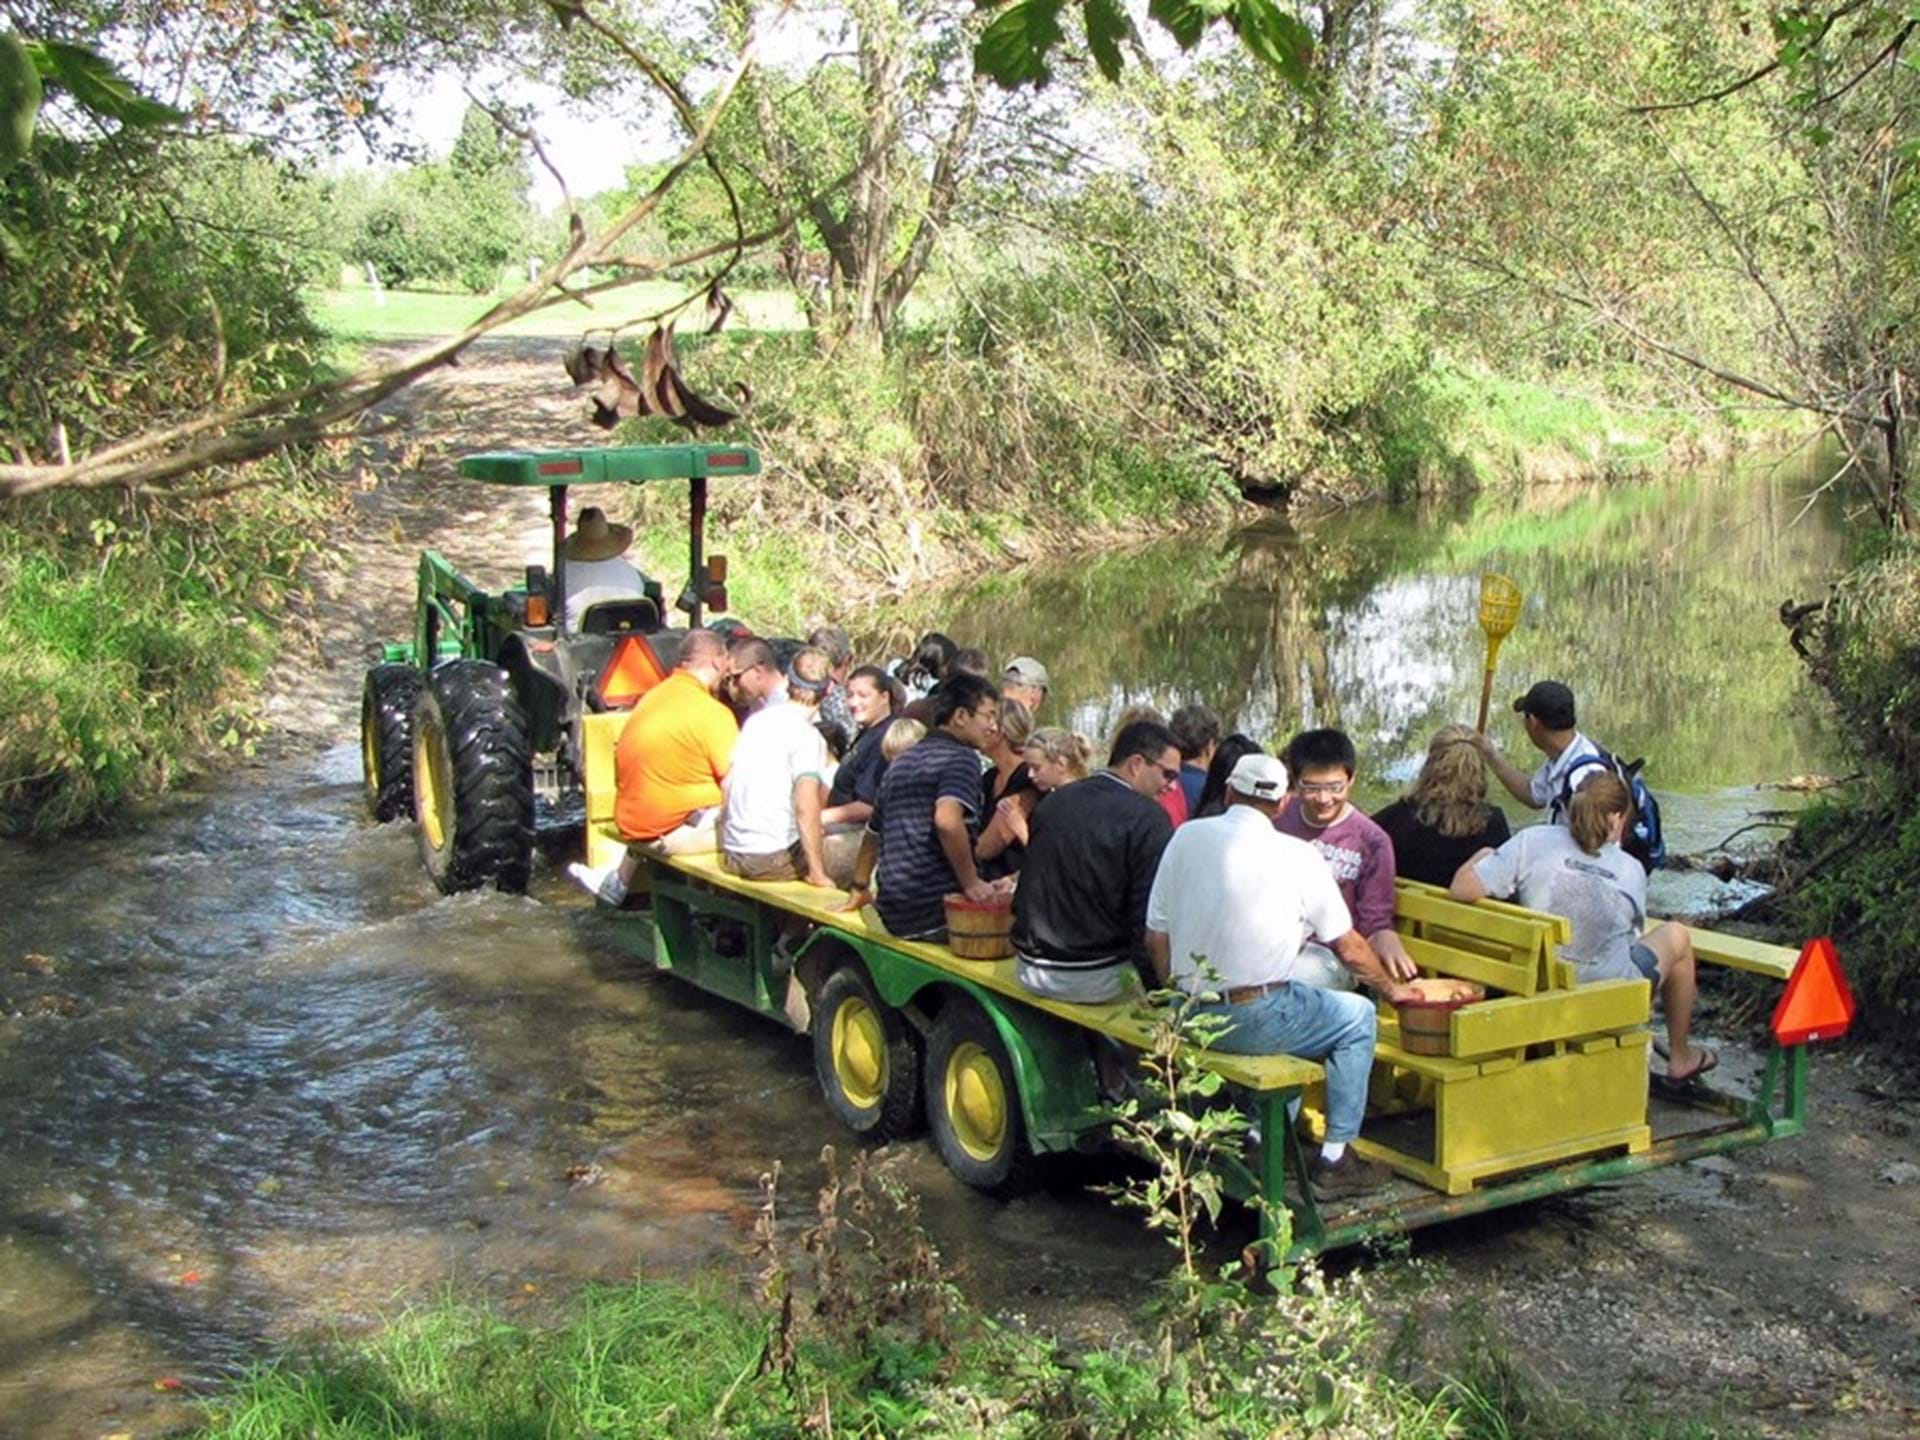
[1002,656,1050,690]
[1226,753,1288,800]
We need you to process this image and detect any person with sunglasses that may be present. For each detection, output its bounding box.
[1010,719,1181,1005]
[1273,728,1418,992]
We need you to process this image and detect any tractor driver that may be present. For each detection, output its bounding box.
[562,506,649,630]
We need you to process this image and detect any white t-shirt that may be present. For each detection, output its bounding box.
[1472,824,1645,973]
[1528,731,1604,821]
[1145,806,1352,993]
[722,701,830,855]
[564,555,647,630]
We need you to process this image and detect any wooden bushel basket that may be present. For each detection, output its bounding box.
[1393,977,1487,1056]
[944,893,1014,960]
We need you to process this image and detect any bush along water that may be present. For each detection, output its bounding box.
[1778,535,1920,1044]
[1,133,348,832]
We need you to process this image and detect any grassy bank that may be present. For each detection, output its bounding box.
[192,1275,1756,1440]
[1374,362,1800,497]
[312,282,807,342]
[0,474,345,832]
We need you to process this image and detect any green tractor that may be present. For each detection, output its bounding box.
[359,444,761,893]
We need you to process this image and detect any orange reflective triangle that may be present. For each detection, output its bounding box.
[1770,937,1855,1046]
[598,635,667,707]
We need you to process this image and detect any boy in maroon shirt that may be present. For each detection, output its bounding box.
[1273,729,1418,991]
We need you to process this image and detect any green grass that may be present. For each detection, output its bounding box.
[189,1274,1768,1440]
[1376,360,1727,495]
[0,475,339,832]
[312,281,806,342]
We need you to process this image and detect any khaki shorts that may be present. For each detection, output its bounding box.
[723,842,807,881]
[634,809,719,858]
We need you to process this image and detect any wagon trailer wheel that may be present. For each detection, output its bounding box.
[411,660,534,893]
[925,997,1035,1195]
[812,964,921,1141]
[360,664,424,822]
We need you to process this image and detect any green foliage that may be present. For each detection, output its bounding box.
[604,326,1236,630]
[0,477,339,832]
[1009,75,1435,496]
[1783,539,1920,1044]
[1804,539,1920,793]
[350,105,532,293]
[0,123,343,830]
[972,0,1315,92]
[1,134,335,450]
[1784,799,1920,1043]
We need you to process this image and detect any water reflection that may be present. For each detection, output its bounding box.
[871,455,1852,855]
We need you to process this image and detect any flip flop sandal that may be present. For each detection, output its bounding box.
[1664,1047,1719,1085]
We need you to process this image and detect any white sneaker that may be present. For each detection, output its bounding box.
[567,860,627,906]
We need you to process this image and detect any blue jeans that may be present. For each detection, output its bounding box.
[1194,983,1378,1144]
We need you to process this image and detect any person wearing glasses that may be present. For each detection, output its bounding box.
[1274,729,1419,992]
[1010,719,1181,1004]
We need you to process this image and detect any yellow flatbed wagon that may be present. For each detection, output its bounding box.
[579,713,1852,1258]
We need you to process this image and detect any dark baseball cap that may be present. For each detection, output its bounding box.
[1513,680,1577,729]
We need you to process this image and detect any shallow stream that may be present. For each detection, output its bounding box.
[0,453,1857,1435]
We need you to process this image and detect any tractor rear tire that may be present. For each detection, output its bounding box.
[412,660,534,894]
[361,664,424,822]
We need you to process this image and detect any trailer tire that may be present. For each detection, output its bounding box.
[926,997,1034,1195]
[361,664,424,822]
[813,965,920,1142]
[412,660,534,893]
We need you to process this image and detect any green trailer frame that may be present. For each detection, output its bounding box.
[603,850,1818,1259]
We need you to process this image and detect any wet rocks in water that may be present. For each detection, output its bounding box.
[3,986,87,1019]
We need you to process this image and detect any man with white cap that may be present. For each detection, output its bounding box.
[1000,656,1050,715]
[1145,752,1415,1200]
[562,505,649,630]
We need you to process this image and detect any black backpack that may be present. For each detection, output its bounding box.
[1557,749,1667,874]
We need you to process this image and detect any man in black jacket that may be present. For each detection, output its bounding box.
[1012,719,1181,1003]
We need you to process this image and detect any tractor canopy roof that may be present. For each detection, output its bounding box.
[458,444,761,487]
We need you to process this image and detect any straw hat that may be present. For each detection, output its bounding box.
[564,506,633,561]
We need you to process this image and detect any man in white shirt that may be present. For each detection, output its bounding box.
[561,506,649,630]
[1476,680,1605,824]
[1144,754,1415,1200]
[721,647,835,886]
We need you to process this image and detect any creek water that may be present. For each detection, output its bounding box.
[0,454,1855,1436]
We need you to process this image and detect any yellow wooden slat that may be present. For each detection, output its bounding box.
[1433,1039,1650,1175]
[1447,979,1650,1058]
[1651,922,1799,982]
[1400,934,1534,997]
[1394,881,1564,954]
[582,711,625,824]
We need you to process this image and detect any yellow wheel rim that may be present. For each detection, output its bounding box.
[830,996,887,1111]
[945,1041,1007,1163]
[361,703,381,794]
[415,715,451,853]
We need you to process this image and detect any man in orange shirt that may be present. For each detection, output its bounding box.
[569,628,737,905]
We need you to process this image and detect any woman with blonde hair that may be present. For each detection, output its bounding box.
[1451,773,1714,1082]
[977,725,1092,875]
[974,698,1036,879]
[1372,724,1511,887]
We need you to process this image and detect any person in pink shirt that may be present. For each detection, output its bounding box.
[1273,728,1418,992]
